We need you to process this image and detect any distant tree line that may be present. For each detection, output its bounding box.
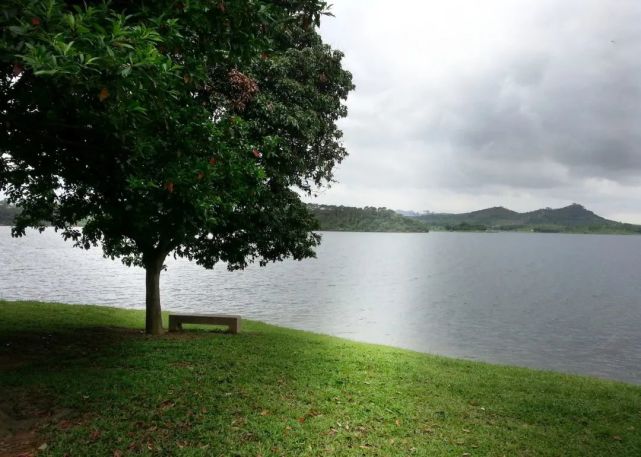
[308,204,429,232]
[445,222,487,232]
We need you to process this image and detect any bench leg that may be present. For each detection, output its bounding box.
[168,317,182,332]
[229,319,240,334]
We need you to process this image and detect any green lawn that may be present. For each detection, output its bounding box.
[1,301,640,456]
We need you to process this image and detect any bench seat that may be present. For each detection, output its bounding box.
[168,313,241,334]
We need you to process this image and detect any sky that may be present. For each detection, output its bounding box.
[313,0,641,223]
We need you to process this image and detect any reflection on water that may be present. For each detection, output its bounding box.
[1,227,641,384]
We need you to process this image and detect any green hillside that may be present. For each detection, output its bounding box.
[523,205,612,227]
[417,204,641,234]
[308,204,429,232]
[416,206,520,228]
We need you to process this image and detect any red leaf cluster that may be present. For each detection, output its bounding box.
[229,69,258,111]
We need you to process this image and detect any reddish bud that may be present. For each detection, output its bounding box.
[252,148,263,159]
[98,87,110,102]
[209,158,217,166]
[260,52,269,60]
[196,171,204,180]
[218,1,226,13]
[31,17,41,26]
[12,63,24,76]
[164,181,174,192]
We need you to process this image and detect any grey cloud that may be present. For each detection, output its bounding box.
[421,34,641,187]
[318,0,641,222]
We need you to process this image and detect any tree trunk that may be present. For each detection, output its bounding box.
[145,254,165,335]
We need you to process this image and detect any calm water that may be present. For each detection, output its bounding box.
[1,227,641,384]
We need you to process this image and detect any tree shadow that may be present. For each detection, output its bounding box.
[0,319,323,456]
[0,326,139,455]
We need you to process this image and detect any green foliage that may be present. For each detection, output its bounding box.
[2,301,641,456]
[309,204,430,232]
[0,0,353,270]
[445,222,487,232]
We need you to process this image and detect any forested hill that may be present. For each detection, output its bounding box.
[415,203,641,234]
[308,204,429,232]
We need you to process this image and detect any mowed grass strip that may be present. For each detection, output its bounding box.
[0,300,640,456]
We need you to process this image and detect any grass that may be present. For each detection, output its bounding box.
[1,301,640,456]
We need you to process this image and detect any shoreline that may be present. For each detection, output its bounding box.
[2,299,639,386]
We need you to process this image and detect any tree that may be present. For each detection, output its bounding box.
[0,0,353,334]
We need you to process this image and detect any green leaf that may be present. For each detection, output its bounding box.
[33,69,59,75]
[7,25,26,35]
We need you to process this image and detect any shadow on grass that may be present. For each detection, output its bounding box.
[0,325,248,456]
[0,311,354,457]
[0,327,132,454]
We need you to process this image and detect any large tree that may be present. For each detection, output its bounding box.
[0,0,353,334]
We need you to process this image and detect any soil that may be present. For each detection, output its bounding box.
[0,393,55,457]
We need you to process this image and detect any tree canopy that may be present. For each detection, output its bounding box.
[0,0,353,333]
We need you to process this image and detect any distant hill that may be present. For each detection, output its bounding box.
[308,204,429,232]
[414,203,641,234]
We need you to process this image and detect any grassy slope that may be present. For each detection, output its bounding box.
[1,301,640,456]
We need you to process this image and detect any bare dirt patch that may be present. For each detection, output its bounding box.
[0,393,71,457]
[0,326,136,457]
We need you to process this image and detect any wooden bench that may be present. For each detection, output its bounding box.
[168,314,241,334]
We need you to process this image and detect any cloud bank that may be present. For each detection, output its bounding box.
[316,0,641,222]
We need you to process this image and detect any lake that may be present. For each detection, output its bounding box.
[1,227,640,384]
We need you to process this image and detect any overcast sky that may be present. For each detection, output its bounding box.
[313,0,641,223]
